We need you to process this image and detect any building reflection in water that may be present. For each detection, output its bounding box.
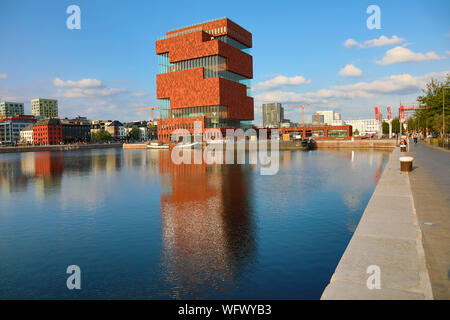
[157,150,256,299]
[33,152,64,198]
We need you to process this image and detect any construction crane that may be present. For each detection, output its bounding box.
[286,103,310,126]
[136,107,159,123]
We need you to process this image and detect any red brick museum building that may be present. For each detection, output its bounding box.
[155,18,254,143]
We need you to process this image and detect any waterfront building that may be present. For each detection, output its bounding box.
[262,103,284,128]
[139,127,148,141]
[90,120,109,134]
[62,116,91,126]
[334,112,341,120]
[105,120,123,139]
[0,101,24,116]
[315,110,335,125]
[312,113,324,124]
[33,118,62,145]
[280,125,352,139]
[20,124,34,144]
[31,98,58,118]
[331,120,345,126]
[156,17,254,143]
[61,118,91,143]
[344,119,379,135]
[119,126,127,140]
[0,115,36,144]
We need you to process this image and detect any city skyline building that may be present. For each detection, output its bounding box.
[0,115,36,143]
[315,110,335,125]
[262,103,284,128]
[0,102,24,116]
[312,112,324,124]
[155,17,254,143]
[344,119,380,135]
[31,98,58,118]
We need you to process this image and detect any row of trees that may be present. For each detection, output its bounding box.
[378,75,449,137]
[91,126,141,142]
[91,130,112,141]
[409,74,450,137]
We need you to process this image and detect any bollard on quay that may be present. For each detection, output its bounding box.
[400,156,413,172]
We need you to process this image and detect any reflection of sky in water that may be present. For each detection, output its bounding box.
[0,148,390,299]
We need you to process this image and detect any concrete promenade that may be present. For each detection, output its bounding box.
[407,141,450,299]
[316,139,396,149]
[321,147,433,299]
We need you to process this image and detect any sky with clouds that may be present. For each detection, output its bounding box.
[0,0,449,125]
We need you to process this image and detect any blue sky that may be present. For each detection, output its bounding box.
[0,0,449,124]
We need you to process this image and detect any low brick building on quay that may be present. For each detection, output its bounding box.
[280,125,353,140]
[33,118,62,145]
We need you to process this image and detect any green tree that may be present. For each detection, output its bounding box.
[147,123,157,140]
[91,130,112,141]
[415,74,450,137]
[382,121,389,134]
[353,129,359,136]
[128,126,140,141]
[392,118,400,134]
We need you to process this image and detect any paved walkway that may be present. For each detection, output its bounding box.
[322,147,433,299]
[407,141,450,299]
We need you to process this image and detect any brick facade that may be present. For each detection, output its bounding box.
[33,118,62,145]
[156,18,254,143]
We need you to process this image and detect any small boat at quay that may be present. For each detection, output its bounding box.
[172,142,202,149]
[147,142,169,149]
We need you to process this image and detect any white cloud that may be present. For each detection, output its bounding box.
[54,87,127,99]
[52,77,126,98]
[53,77,103,88]
[0,73,7,79]
[377,46,445,65]
[338,64,363,78]
[344,35,405,48]
[255,75,311,90]
[255,71,449,105]
[364,35,405,48]
[344,39,360,48]
[444,32,450,38]
[446,50,450,56]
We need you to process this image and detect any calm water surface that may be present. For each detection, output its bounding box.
[0,148,390,299]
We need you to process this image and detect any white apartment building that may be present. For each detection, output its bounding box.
[316,110,335,125]
[344,119,380,135]
[20,124,34,144]
[138,127,148,141]
[0,101,24,115]
[119,126,127,139]
[331,120,345,126]
[31,98,58,118]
